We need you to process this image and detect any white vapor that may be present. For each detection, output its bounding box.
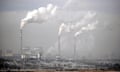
[20,4,57,29]
[72,11,97,30]
[58,11,97,35]
[47,11,98,56]
[58,23,70,35]
[74,20,98,37]
[74,31,82,37]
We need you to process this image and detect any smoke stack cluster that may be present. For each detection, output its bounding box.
[20,4,57,29]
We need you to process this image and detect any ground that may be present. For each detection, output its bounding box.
[0,69,120,72]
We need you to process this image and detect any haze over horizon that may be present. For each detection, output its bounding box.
[0,0,120,59]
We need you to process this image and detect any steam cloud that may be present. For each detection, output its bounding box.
[20,4,57,29]
[74,20,98,37]
[58,11,97,36]
[58,23,70,35]
[46,11,98,56]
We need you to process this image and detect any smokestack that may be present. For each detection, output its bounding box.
[73,36,76,60]
[73,12,98,61]
[20,4,57,68]
[73,21,98,61]
[20,3,57,55]
[58,23,65,59]
[46,11,98,59]
[58,23,66,35]
[58,35,61,59]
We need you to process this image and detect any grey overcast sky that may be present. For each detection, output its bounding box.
[0,0,120,13]
[0,0,120,59]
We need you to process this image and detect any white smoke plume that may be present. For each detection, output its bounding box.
[20,4,57,29]
[74,20,98,37]
[47,11,98,57]
[58,11,97,35]
[71,11,97,30]
[74,31,82,37]
[58,23,70,35]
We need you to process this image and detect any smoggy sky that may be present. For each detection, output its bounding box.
[0,0,120,59]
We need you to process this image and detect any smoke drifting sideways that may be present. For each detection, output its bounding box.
[45,11,98,56]
[20,4,57,29]
[74,20,98,37]
[58,11,98,36]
